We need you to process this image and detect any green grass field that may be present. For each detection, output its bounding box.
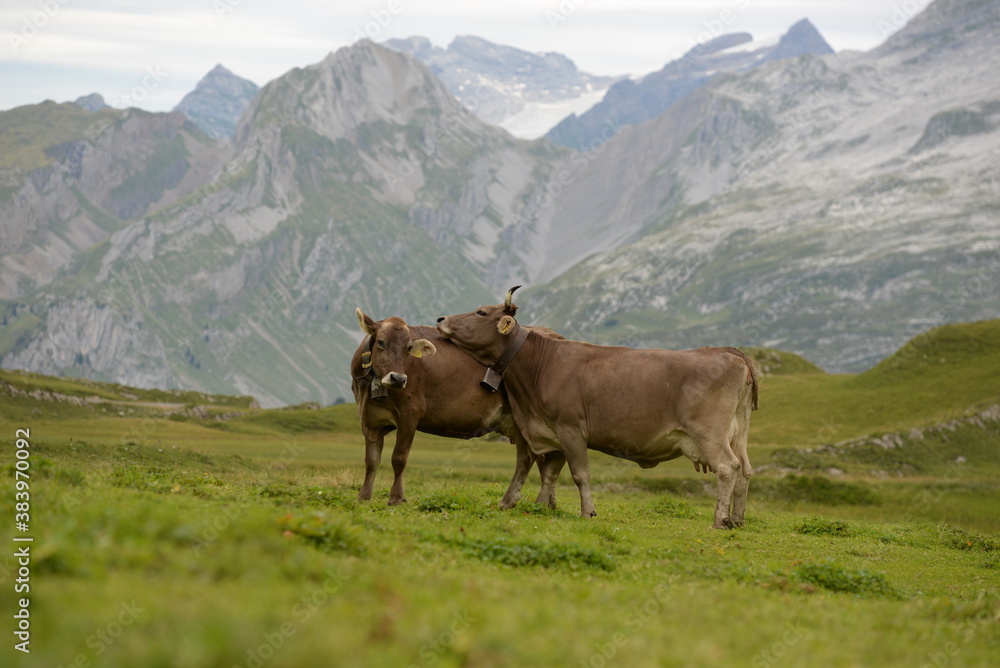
[1,320,998,667]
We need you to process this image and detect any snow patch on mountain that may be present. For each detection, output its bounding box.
[500,86,609,138]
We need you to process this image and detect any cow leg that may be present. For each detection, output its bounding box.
[559,438,596,517]
[534,452,565,509]
[357,432,385,502]
[498,438,533,509]
[729,420,754,527]
[695,430,742,529]
[710,450,742,530]
[731,469,751,527]
[388,427,416,506]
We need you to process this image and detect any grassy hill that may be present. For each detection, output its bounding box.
[0,367,257,419]
[749,319,1000,447]
[0,101,123,172]
[1,321,997,666]
[738,347,825,376]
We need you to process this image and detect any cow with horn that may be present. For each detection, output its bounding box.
[436,286,759,529]
[352,307,566,508]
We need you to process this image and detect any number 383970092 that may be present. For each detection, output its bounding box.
[15,428,31,522]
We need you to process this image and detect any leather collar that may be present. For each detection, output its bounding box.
[481,323,529,393]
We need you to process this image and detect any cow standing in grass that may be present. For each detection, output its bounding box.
[352,309,565,507]
[436,288,759,529]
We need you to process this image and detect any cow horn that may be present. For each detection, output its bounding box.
[505,285,521,311]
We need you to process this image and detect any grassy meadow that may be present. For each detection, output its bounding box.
[1,320,999,667]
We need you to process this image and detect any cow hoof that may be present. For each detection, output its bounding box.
[388,497,406,506]
[498,493,521,510]
[712,517,736,530]
[582,510,597,518]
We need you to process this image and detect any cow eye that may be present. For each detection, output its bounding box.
[405,343,413,354]
[475,310,487,316]
[376,339,386,349]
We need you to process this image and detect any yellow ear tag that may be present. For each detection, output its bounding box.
[412,349,423,359]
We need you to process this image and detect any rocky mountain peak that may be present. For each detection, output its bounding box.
[72,93,110,112]
[546,17,835,150]
[238,39,461,150]
[446,34,578,74]
[383,35,436,60]
[765,18,834,61]
[173,64,259,139]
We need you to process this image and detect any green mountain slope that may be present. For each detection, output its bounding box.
[751,320,1000,468]
[0,102,224,297]
[0,101,120,171]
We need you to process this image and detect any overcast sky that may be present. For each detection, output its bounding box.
[2,0,930,113]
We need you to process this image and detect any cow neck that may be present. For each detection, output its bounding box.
[480,322,529,393]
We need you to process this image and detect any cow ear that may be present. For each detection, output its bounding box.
[497,315,516,335]
[356,308,379,336]
[409,339,436,359]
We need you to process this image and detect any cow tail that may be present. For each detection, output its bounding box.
[727,348,759,411]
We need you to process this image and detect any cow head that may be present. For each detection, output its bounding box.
[436,286,521,366]
[356,309,436,389]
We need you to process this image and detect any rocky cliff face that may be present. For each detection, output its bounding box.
[0,103,224,298]
[4,298,175,390]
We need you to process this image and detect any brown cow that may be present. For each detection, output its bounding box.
[436,288,759,529]
[352,308,565,507]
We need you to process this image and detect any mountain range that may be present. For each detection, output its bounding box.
[0,41,565,405]
[1,0,998,406]
[522,0,1000,370]
[382,34,618,134]
[545,18,834,150]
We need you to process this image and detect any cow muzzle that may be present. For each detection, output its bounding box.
[436,317,452,337]
[381,372,407,389]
